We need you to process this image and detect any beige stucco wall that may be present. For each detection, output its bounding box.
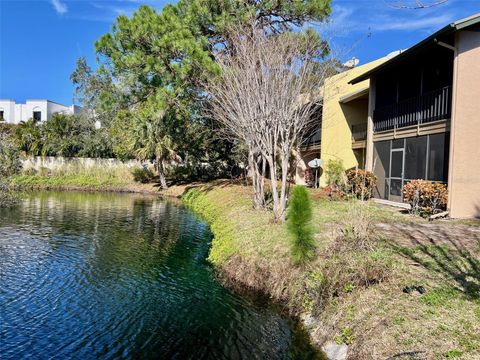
[320,57,387,186]
[296,149,320,185]
[448,29,480,218]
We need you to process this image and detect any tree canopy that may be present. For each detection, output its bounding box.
[71,0,332,187]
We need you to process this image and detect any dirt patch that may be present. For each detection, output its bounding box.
[377,222,480,252]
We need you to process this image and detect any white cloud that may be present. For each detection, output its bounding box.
[51,0,68,15]
[372,14,453,31]
[318,2,457,37]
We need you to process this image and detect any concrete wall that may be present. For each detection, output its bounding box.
[320,57,387,186]
[448,29,480,218]
[21,156,144,172]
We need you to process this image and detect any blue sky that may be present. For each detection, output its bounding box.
[0,0,478,105]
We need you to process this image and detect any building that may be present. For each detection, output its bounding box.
[296,55,393,187]
[0,99,82,124]
[300,13,479,218]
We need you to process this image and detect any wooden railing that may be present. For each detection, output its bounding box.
[351,123,367,142]
[373,86,452,132]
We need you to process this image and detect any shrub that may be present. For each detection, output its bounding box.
[402,180,448,216]
[346,169,377,200]
[0,132,22,178]
[324,159,346,189]
[287,185,316,265]
[131,166,155,183]
[337,202,377,251]
[0,183,19,208]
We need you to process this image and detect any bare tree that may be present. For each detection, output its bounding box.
[207,27,333,221]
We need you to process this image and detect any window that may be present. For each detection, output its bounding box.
[0,110,4,121]
[33,111,41,122]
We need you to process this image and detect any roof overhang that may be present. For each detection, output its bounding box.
[339,85,369,103]
[349,13,480,85]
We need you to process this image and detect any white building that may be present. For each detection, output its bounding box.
[0,99,83,124]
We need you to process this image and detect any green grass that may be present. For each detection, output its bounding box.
[10,166,134,190]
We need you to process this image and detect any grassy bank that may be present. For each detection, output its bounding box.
[9,166,162,193]
[183,182,480,359]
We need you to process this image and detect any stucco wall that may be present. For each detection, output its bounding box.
[21,156,143,172]
[0,100,15,123]
[320,57,387,186]
[0,100,77,124]
[47,101,71,119]
[448,29,480,218]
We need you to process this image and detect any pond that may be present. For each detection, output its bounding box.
[0,192,324,360]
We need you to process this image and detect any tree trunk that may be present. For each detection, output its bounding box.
[157,159,168,189]
[249,150,263,209]
[278,155,289,222]
[267,156,282,222]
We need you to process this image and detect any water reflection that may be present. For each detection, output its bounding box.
[0,192,323,360]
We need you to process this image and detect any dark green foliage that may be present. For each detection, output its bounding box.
[84,0,332,181]
[131,167,155,183]
[12,114,114,158]
[287,186,316,264]
[0,129,22,178]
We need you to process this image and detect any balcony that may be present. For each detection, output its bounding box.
[351,123,367,142]
[300,128,321,149]
[373,86,452,132]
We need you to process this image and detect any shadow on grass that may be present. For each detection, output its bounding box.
[386,226,480,300]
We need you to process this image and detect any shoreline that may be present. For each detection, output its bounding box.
[180,184,331,358]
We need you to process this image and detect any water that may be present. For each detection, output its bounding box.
[0,192,323,360]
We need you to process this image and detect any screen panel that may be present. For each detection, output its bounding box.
[373,140,391,199]
[428,132,450,182]
[390,179,403,196]
[390,151,403,178]
[405,136,427,180]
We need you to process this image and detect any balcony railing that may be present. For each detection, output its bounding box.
[373,86,452,132]
[301,128,321,148]
[351,123,367,142]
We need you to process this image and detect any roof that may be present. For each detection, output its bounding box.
[339,85,369,103]
[350,12,480,84]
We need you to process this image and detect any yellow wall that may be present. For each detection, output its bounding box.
[320,58,387,186]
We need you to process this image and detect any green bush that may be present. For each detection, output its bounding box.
[131,166,155,183]
[0,131,22,178]
[324,159,346,189]
[287,185,316,265]
[346,169,377,200]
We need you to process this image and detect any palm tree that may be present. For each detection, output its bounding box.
[131,109,176,189]
[15,119,43,156]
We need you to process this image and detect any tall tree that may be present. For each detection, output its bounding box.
[85,0,331,188]
[207,27,333,221]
